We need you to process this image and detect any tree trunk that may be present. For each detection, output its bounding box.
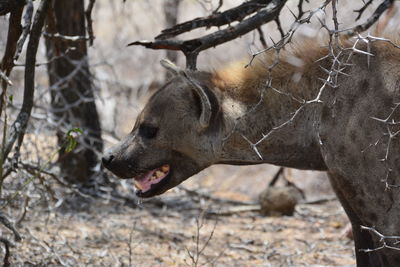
[45,0,102,184]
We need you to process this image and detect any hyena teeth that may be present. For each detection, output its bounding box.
[156,170,164,178]
[161,165,170,172]
[134,181,143,190]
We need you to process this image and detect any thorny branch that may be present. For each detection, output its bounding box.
[360,226,400,252]
[370,99,400,189]
[130,0,394,71]
[246,0,331,68]
[237,0,396,161]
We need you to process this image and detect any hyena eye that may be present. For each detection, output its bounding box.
[139,123,158,139]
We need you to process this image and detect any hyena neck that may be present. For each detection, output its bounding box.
[211,50,328,170]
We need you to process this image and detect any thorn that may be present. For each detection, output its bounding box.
[352,48,374,56]
[287,6,298,20]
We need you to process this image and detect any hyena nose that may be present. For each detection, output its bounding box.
[102,153,115,168]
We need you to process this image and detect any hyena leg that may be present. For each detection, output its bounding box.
[328,172,381,267]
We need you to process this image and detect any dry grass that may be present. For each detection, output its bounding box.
[9,191,353,267]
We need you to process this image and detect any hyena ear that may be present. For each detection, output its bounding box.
[160,59,212,129]
[183,73,212,129]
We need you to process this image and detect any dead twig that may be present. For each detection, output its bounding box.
[16,195,30,226]
[297,0,309,19]
[179,186,256,206]
[128,221,137,267]
[85,0,96,46]
[0,3,24,117]
[0,237,13,267]
[0,71,12,86]
[14,0,33,61]
[185,210,219,267]
[0,212,21,241]
[268,167,284,187]
[300,195,337,205]
[354,0,374,21]
[206,205,261,216]
[345,0,394,37]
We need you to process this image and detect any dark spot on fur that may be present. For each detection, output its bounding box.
[350,130,357,142]
[358,80,369,94]
[381,254,391,266]
[347,155,358,168]
[342,184,357,199]
[335,100,343,113]
[382,95,393,108]
[358,189,365,197]
[390,255,400,264]
[356,199,366,208]
[321,106,331,121]
[357,117,364,128]
[346,97,356,112]
[368,212,378,222]
[337,145,346,158]
[361,155,370,169]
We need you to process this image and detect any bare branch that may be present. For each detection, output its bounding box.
[213,0,223,14]
[344,0,394,37]
[85,0,96,46]
[0,3,24,116]
[155,0,270,40]
[0,71,12,86]
[274,18,284,39]
[14,0,33,61]
[0,212,21,241]
[297,0,308,19]
[4,0,50,158]
[256,27,268,48]
[0,0,25,16]
[354,0,374,21]
[0,237,12,267]
[130,0,288,69]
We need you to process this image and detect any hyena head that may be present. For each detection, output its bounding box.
[102,60,223,197]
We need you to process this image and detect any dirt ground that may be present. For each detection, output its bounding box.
[4,179,355,267]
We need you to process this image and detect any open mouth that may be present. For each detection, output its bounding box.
[133,164,170,196]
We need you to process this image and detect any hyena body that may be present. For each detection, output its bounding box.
[103,39,400,267]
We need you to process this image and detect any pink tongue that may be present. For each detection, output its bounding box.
[136,170,156,192]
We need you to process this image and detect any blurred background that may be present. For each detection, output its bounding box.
[0,0,399,266]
